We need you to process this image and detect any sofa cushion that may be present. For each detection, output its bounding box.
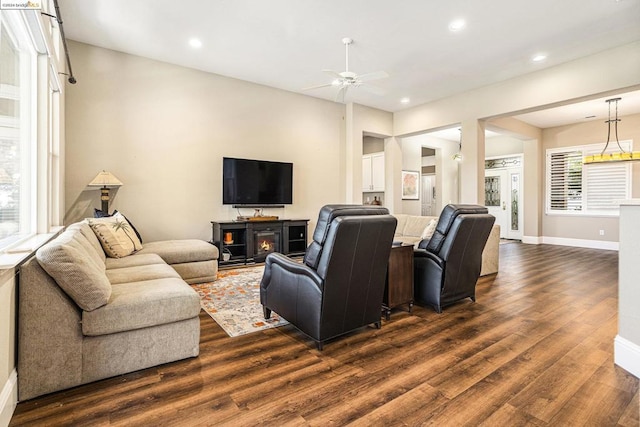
[64,226,106,271]
[106,263,181,285]
[88,212,143,258]
[402,215,435,238]
[81,277,201,336]
[105,253,166,270]
[94,208,143,243]
[171,260,219,285]
[393,214,408,238]
[36,230,111,311]
[420,218,438,240]
[67,222,107,264]
[136,239,218,264]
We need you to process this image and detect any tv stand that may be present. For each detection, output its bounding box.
[211,219,309,267]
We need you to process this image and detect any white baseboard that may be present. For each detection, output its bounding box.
[522,235,542,244]
[0,369,17,427]
[615,335,640,379]
[521,235,618,251]
[543,236,618,250]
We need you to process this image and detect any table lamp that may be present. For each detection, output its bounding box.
[88,170,123,214]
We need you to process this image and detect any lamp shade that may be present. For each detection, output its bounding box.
[88,170,123,187]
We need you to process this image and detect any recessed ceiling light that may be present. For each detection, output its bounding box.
[188,38,202,48]
[448,19,466,32]
[400,97,411,104]
[532,53,547,62]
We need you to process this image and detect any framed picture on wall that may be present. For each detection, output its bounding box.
[402,170,420,200]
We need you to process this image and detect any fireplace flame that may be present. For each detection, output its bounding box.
[260,240,273,251]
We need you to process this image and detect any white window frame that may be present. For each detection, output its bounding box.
[0,11,38,250]
[0,9,62,256]
[546,141,633,217]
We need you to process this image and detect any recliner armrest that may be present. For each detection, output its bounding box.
[417,238,430,249]
[413,248,445,269]
[262,252,323,290]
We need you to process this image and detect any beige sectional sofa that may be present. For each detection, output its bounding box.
[18,221,218,400]
[393,213,500,276]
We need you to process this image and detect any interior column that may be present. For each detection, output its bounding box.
[459,119,486,204]
[384,136,402,214]
[344,102,358,203]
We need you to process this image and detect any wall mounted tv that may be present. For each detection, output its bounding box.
[222,157,293,207]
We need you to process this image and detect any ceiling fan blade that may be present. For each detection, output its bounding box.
[302,83,334,91]
[322,69,343,79]
[357,70,389,82]
[335,86,347,103]
[359,83,386,96]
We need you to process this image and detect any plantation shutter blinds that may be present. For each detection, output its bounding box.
[584,143,631,212]
[547,141,632,215]
[549,150,582,211]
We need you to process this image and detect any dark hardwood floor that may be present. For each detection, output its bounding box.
[10,243,640,426]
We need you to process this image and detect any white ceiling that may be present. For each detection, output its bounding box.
[427,90,640,141]
[58,0,640,129]
[513,90,640,128]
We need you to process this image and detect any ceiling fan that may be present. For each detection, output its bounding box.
[303,37,389,103]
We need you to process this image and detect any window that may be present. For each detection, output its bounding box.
[0,14,36,250]
[0,8,61,254]
[546,141,632,216]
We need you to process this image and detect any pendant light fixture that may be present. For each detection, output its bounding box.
[583,97,640,164]
[452,128,463,161]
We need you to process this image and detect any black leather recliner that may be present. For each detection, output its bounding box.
[414,204,495,313]
[260,205,397,350]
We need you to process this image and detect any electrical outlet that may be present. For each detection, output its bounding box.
[599,229,605,236]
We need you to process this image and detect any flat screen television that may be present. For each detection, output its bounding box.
[222,157,293,206]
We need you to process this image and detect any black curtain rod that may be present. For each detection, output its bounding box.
[50,0,76,84]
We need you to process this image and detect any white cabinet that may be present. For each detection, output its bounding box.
[362,153,385,192]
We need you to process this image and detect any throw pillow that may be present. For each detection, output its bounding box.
[88,212,143,258]
[420,218,437,240]
[93,208,143,243]
[36,232,112,311]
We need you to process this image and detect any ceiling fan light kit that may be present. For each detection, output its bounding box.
[303,37,388,103]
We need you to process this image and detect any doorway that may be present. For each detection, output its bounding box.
[485,156,523,240]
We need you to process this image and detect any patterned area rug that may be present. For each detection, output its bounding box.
[191,266,288,337]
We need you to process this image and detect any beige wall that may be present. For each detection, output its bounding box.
[541,112,640,244]
[66,41,640,244]
[65,41,349,240]
[400,136,422,215]
[345,103,394,205]
[485,135,524,158]
[484,113,640,245]
[363,136,384,154]
[393,42,640,241]
[400,133,459,215]
[394,42,640,136]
